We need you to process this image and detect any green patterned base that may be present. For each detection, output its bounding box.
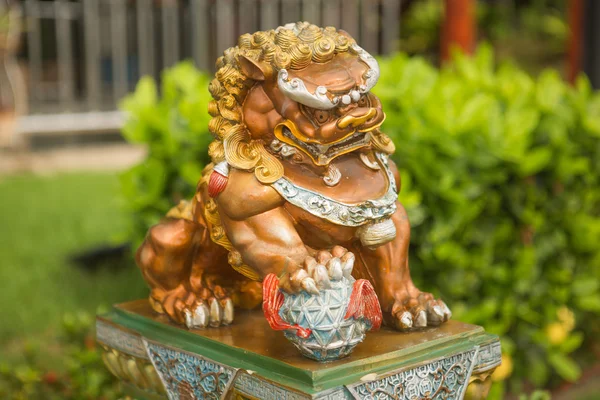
[96,300,501,400]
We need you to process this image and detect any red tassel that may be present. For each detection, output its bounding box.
[208,171,228,198]
[262,274,312,338]
[344,279,382,330]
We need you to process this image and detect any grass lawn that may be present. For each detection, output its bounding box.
[0,172,148,364]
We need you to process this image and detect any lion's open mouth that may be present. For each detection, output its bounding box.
[279,126,372,166]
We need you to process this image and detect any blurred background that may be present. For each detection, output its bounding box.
[1,0,599,399]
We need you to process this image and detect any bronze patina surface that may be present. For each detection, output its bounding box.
[135,22,451,333]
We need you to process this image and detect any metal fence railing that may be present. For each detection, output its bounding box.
[15,0,403,136]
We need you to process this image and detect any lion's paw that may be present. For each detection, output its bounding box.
[169,292,234,329]
[280,246,355,294]
[389,292,451,331]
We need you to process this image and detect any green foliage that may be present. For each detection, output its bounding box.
[378,45,600,395]
[519,390,552,400]
[120,48,600,395]
[120,62,213,247]
[399,0,568,71]
[399,0,444,54]
[0,311,121,400]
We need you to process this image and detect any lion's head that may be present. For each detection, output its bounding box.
[207,22,395,184]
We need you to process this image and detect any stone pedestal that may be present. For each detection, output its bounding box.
[96,300,501,400]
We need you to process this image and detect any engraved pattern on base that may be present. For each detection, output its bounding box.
[234,373,309,400]
[272,153,397,227]
[99,345,166,395]
[234,372,354,400]
[96,320,147,359]
[346,348,479,400]
[314,389,353,400]
[473,341,502,373]
[144,339,237,400]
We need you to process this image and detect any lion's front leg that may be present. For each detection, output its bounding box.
[220,206,354,294]
[354,201,451,330]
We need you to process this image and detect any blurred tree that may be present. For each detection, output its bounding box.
[582,0,600,88]
[441,0,476,60]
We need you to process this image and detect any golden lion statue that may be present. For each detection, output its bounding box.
[136,22,451,331]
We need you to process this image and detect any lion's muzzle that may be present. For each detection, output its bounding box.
[337,108,378,129]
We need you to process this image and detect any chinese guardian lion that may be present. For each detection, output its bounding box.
[136,22,451,333]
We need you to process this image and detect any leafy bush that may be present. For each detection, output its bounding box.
[379,46,600,397]
[0,311,121,399]
[399,0,444,55]
[120,47,600,397]
[399,0,568,70]
[120,62,212,247]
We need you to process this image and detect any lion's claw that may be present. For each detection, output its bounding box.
[327,258,343,280]
[281,247,355,294]
[183,301,210,328]
[389,292,451,331]
[222,298,235,325]
[414,309,427,328]
[440,301,452,319]
[426,300,445,326]
[341,252,355,279]
[170,291,234,329]
[399,311,413,329]
[209,298,222,327]
[289,268,319,294]
[302,277,319,294]
[314,264,331,289]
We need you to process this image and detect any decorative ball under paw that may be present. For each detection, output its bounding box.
[281,277,369,361]
[263,274,382,362]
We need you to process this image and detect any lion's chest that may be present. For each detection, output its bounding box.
[284,203,360,247]
[274,154,398,247]
[281,155,389,203]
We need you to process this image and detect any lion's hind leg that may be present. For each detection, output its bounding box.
[137,214,254,329]
[136,217,218,328]
[136,218,195,315]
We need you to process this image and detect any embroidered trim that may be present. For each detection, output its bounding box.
[272,153,397,227]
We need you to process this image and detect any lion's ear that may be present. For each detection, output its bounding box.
[238,55,272,81]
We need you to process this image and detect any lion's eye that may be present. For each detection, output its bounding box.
[314,110,330,124]
[357,95,370,107]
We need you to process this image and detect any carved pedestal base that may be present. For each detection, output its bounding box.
[97,300,500,400]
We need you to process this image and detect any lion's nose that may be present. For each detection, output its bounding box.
[337,108,377,129]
